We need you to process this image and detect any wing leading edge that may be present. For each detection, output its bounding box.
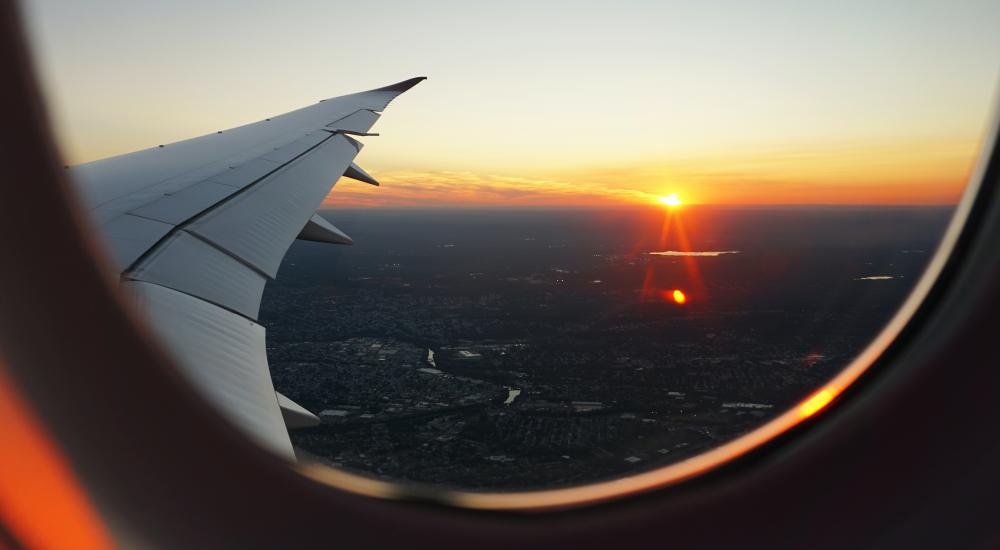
[71,78,425,459]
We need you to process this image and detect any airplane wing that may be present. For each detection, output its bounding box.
[67,77,425,459]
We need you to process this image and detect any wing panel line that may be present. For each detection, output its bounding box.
[123,131,339,276]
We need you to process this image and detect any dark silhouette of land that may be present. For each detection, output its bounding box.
[261,205,951,490]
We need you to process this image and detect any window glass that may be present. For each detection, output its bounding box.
[26,0,1000,492]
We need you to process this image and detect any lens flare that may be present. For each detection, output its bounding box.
[798,387,839,419]
[671,289,687,304]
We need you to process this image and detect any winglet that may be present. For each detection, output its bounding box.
[369,76,427,94]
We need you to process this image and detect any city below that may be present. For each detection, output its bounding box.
[261,206,950,490]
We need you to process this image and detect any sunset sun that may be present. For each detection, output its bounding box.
[659,193,682,207]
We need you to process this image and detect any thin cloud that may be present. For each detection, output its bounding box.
[324,170,658,208]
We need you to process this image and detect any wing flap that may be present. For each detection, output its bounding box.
[98,214,173,271]
[128,231,268,319]
[187,133,358,278]
[122,281,293,459]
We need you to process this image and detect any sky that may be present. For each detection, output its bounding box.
[23,0,1000,207]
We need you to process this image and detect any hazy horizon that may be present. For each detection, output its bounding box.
[24,0,1000,208]
[317,203,962,211]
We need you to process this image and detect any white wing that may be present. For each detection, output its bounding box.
[69,78,425,458]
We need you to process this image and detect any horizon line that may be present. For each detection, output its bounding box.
[319,202,960,210]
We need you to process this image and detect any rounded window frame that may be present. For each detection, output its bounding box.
[294,112,1000,511]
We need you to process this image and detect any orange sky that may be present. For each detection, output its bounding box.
[326,135,981,208]
[25,1,1000,208]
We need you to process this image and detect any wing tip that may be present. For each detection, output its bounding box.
[370,76,427,94]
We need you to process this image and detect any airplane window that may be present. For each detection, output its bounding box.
[23,0,1000,503]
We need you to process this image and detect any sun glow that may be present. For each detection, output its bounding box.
[659,194,682,207]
